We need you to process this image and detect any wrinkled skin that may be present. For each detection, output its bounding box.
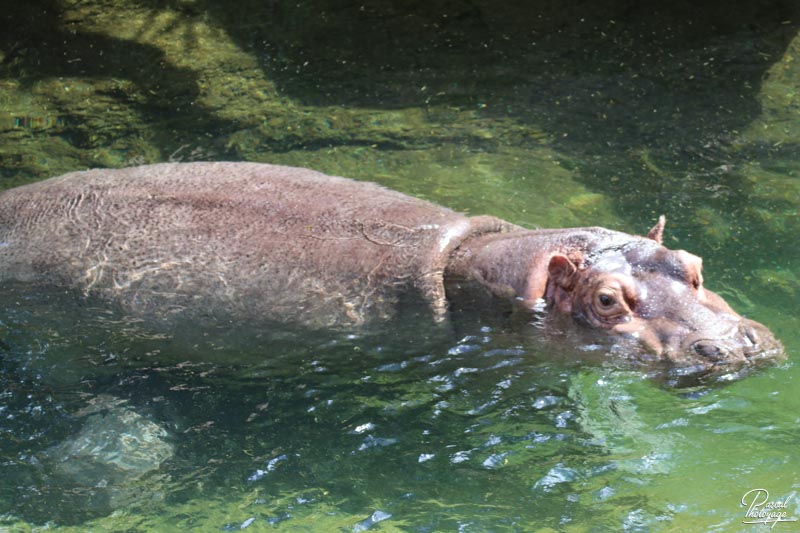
[546,236,776,367]
[447,216,784,372]
[0,163,783,373]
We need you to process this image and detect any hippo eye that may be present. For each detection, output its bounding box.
[592,288,630,321]
[598,294,615,308]
[594,291,621,313]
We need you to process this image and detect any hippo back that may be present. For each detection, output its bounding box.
[0,162,508,327]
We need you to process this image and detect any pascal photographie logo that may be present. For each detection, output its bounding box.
[741,488,798,528]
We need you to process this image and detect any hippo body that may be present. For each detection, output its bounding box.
[0,162,512,327]
[0,162,783,370]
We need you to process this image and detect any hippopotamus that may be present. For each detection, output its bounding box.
[0,162,782,370]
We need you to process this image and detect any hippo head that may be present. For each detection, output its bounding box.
[543,217,783,372]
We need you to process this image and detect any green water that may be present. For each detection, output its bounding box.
[1,1,799,531]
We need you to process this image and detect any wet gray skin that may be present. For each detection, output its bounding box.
[0,163,783,374]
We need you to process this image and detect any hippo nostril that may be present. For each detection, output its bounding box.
[742,325,759,347]
[693,340,728,361]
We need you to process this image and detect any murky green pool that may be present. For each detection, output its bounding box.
[1,1,799,531]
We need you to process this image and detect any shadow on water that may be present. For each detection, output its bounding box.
[3,1,799,153]
[0,1,224,157]
[77,3,800,131]
[1,1,797,289]
[161,0,800,291]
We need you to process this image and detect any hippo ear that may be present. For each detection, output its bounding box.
[547,254,579,290]
[646,215,666,244]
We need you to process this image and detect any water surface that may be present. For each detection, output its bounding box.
[1,1,799,531]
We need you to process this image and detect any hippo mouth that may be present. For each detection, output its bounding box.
[682,319,785,366]
[656,325,785,385]
[589,317,786,385]
[688,336,757,364]
[635,342,784,388]
[687,340,783,371]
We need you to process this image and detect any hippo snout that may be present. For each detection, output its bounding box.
[691,339,729,362]
[685,318,783,365]
[737,319,783,359]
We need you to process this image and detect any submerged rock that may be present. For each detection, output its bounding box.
[41,397,173,510]
[353,510,392,531]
